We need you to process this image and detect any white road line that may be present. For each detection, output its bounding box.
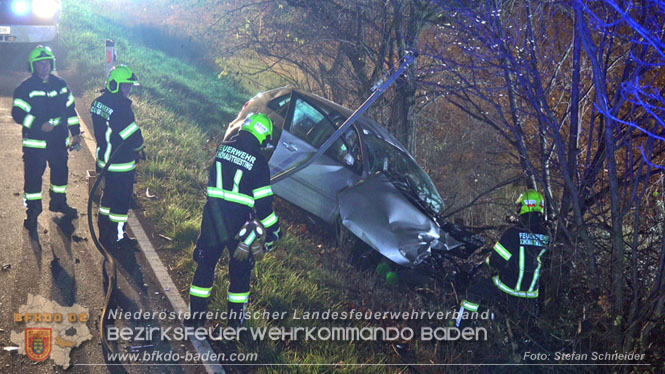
[78,113,226,374]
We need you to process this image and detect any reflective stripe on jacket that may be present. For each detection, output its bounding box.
[12,74,80,148]
[90,90,144,172]
[488,215,550,298]
[204,131,279,239]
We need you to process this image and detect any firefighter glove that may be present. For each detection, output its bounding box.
[232,219,266,262]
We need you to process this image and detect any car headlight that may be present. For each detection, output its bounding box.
[33,0,60,19]
[11,0,30,16]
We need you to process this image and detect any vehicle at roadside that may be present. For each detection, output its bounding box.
[0,0,61,43]
[225,87,482,272]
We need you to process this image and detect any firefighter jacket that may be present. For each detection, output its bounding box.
[12,74,80,150]
[203,130,280,244]
[90,90,144,172]
[487,213,550,299]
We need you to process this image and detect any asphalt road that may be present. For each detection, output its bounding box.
[0,68,202,374]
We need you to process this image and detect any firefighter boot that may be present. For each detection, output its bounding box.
[120,229,139,248]
[98,214,115,249]
[222,302,245,365]
[113,221,138,249]
[23,200,42,233]
[117,235,139,250]
[185,296,209,328]
[227,302,247,329]
[49,191,78,217]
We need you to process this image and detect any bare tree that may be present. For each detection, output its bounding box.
[424,0,665,351]
[574,0,665,350]
[187,0,439,152]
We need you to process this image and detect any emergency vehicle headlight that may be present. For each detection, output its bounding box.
[33,0,60,18]
[11,0,30,16]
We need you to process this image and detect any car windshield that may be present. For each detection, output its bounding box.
[363,130,444,215]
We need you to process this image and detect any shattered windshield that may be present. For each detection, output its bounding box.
[363,130,444,215]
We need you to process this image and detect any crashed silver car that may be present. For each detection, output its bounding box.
[225,87,478,268]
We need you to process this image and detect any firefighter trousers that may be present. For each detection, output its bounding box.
[98,169,135,243]
[457,276,538,328]
[189,234,254,326]
[23,144,69,218]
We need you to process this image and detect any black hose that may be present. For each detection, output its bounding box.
[86,141,132,354]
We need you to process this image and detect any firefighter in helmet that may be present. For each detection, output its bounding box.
[90,65,144,249]
[456,189,551,328]
[12,45,81,234]
[188,113,282,328]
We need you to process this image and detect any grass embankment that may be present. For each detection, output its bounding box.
[56,1,494,372]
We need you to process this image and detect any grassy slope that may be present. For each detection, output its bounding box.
[56,2,498,373]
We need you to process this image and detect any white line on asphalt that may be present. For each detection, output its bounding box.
[78,113,226,374]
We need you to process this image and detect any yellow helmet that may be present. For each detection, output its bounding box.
[241,113,273,146]
[516,189,545,215]
[29,45,55,73]
[107,65,139,93]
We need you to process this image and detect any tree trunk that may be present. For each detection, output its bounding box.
[390,82,417,152]
[576,2,625,348]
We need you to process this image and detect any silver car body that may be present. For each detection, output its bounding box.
[226,87,461,267]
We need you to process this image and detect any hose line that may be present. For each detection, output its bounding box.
[86,141,132,354]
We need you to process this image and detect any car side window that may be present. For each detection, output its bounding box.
[289,98,336,148]
[267,94,291,117]
[287,98,362,174]
[330,129,362,174]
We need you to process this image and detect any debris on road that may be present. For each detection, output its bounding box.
[72,235,88,243]
[146,188,157,199]
[2,264,10,271]
[158,234,172,241]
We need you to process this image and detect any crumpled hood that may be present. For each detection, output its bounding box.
[338,173,461,267]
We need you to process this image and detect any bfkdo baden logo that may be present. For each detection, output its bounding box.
[25,328,52,362]
[10,294,92,369]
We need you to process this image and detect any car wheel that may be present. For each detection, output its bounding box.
[335,216,358,250]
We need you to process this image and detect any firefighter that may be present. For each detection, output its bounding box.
[456,189,551,328]
[12,45,81,233]
[90,65,143,249]
[188,113,282,328]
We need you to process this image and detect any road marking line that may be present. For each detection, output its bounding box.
[78,113,225,374]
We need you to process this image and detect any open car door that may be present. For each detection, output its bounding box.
[269,92,362,222]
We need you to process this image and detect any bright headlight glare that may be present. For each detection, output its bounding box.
[12,0,30,16]
[33,0,59,18]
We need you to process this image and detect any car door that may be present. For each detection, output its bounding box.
[269,93,362,223]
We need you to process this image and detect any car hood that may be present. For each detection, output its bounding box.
[338,173,462,267]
